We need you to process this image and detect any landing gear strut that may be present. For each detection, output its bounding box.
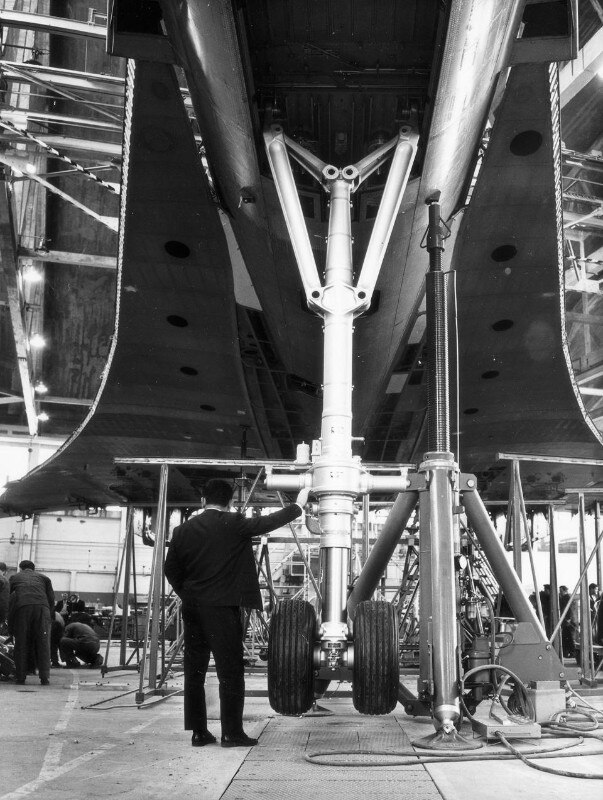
[263,116,417,712]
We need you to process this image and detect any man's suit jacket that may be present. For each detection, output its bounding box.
[165,505,301,609]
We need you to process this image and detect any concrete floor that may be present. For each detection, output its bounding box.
[1,652,602,800]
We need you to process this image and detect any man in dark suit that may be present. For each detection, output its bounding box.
[8,560,54,685]
[165,478,309,748]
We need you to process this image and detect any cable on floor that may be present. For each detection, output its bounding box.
[495,731,603,779]
[306,666,603,776]
[304,737,597,767]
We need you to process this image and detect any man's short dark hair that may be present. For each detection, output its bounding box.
[203,479,234,507]
[19,560,35,571]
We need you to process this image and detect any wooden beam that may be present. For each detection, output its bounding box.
[18,247,116,269]
[0,179,37,434]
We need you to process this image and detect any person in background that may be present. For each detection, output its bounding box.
[50,602,65,667]
[165,478,310,749]
[539,584,552,637]
[59,620,103,668]
[68,599,93,625]
[8,560,54,685]
[589,583,600,621]
[559,585,578,660]
[0,562,9,631]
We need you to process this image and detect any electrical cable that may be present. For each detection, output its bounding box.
[305,663,603,777]
[495,731,603,779]
[566,684,603,718]
[459,663,536,725]
[304,737,597,767]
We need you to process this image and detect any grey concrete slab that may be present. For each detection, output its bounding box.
[220,780,443,800]
[1,663,602,800]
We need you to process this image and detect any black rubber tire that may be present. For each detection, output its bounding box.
[267,599,316,715]
[352,600,400,715]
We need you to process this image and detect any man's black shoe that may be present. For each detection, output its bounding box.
[15,679,25,685]
[40,678,49,685]
[191,730,216,747]
[221,733,258,748]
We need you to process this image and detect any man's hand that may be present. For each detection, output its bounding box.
[295,486,311,508]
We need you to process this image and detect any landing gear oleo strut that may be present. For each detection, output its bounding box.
[263,117,416,716]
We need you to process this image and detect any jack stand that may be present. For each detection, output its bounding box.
[413,727,483,751]
[302,700,333,717]
[413,195,478,750]
[344,194,563,736]
[469,704,541,742]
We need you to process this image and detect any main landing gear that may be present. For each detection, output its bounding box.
[262,115,417,718]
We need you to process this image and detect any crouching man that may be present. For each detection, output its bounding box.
[60,620,103,668]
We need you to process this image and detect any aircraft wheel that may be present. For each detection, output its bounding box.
[352,600,399,715]
[268,599,316,715]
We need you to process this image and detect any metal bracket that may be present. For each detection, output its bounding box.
[263,113,418,316]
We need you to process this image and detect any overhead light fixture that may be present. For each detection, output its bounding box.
[25,162,36,174]
[22,265,43,283]
[34,381,48,394]
[3,109,27,129]
[37,411,49,422]
[29,333,46,348]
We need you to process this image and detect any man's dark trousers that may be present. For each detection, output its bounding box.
[59,637,98,665]
[182,605,245,736]
[13,605,51,682]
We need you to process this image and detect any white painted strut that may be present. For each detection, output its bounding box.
[263,120,418,629]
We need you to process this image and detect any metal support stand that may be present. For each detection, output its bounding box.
[136,463,173,704]
[102,508,142,676]
[410,198,479,750]
[596,502,603,591]
[548,506,563,661]
[578,494,597,686]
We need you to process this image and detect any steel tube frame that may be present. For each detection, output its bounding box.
[137,463,169,701]
[119,510,134,666]
[548,506,563,659]
[596,502,603,594]
[578,494,596,684]
[347,490,419,620]
[463,489,548,640]
[148,463,169,689]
